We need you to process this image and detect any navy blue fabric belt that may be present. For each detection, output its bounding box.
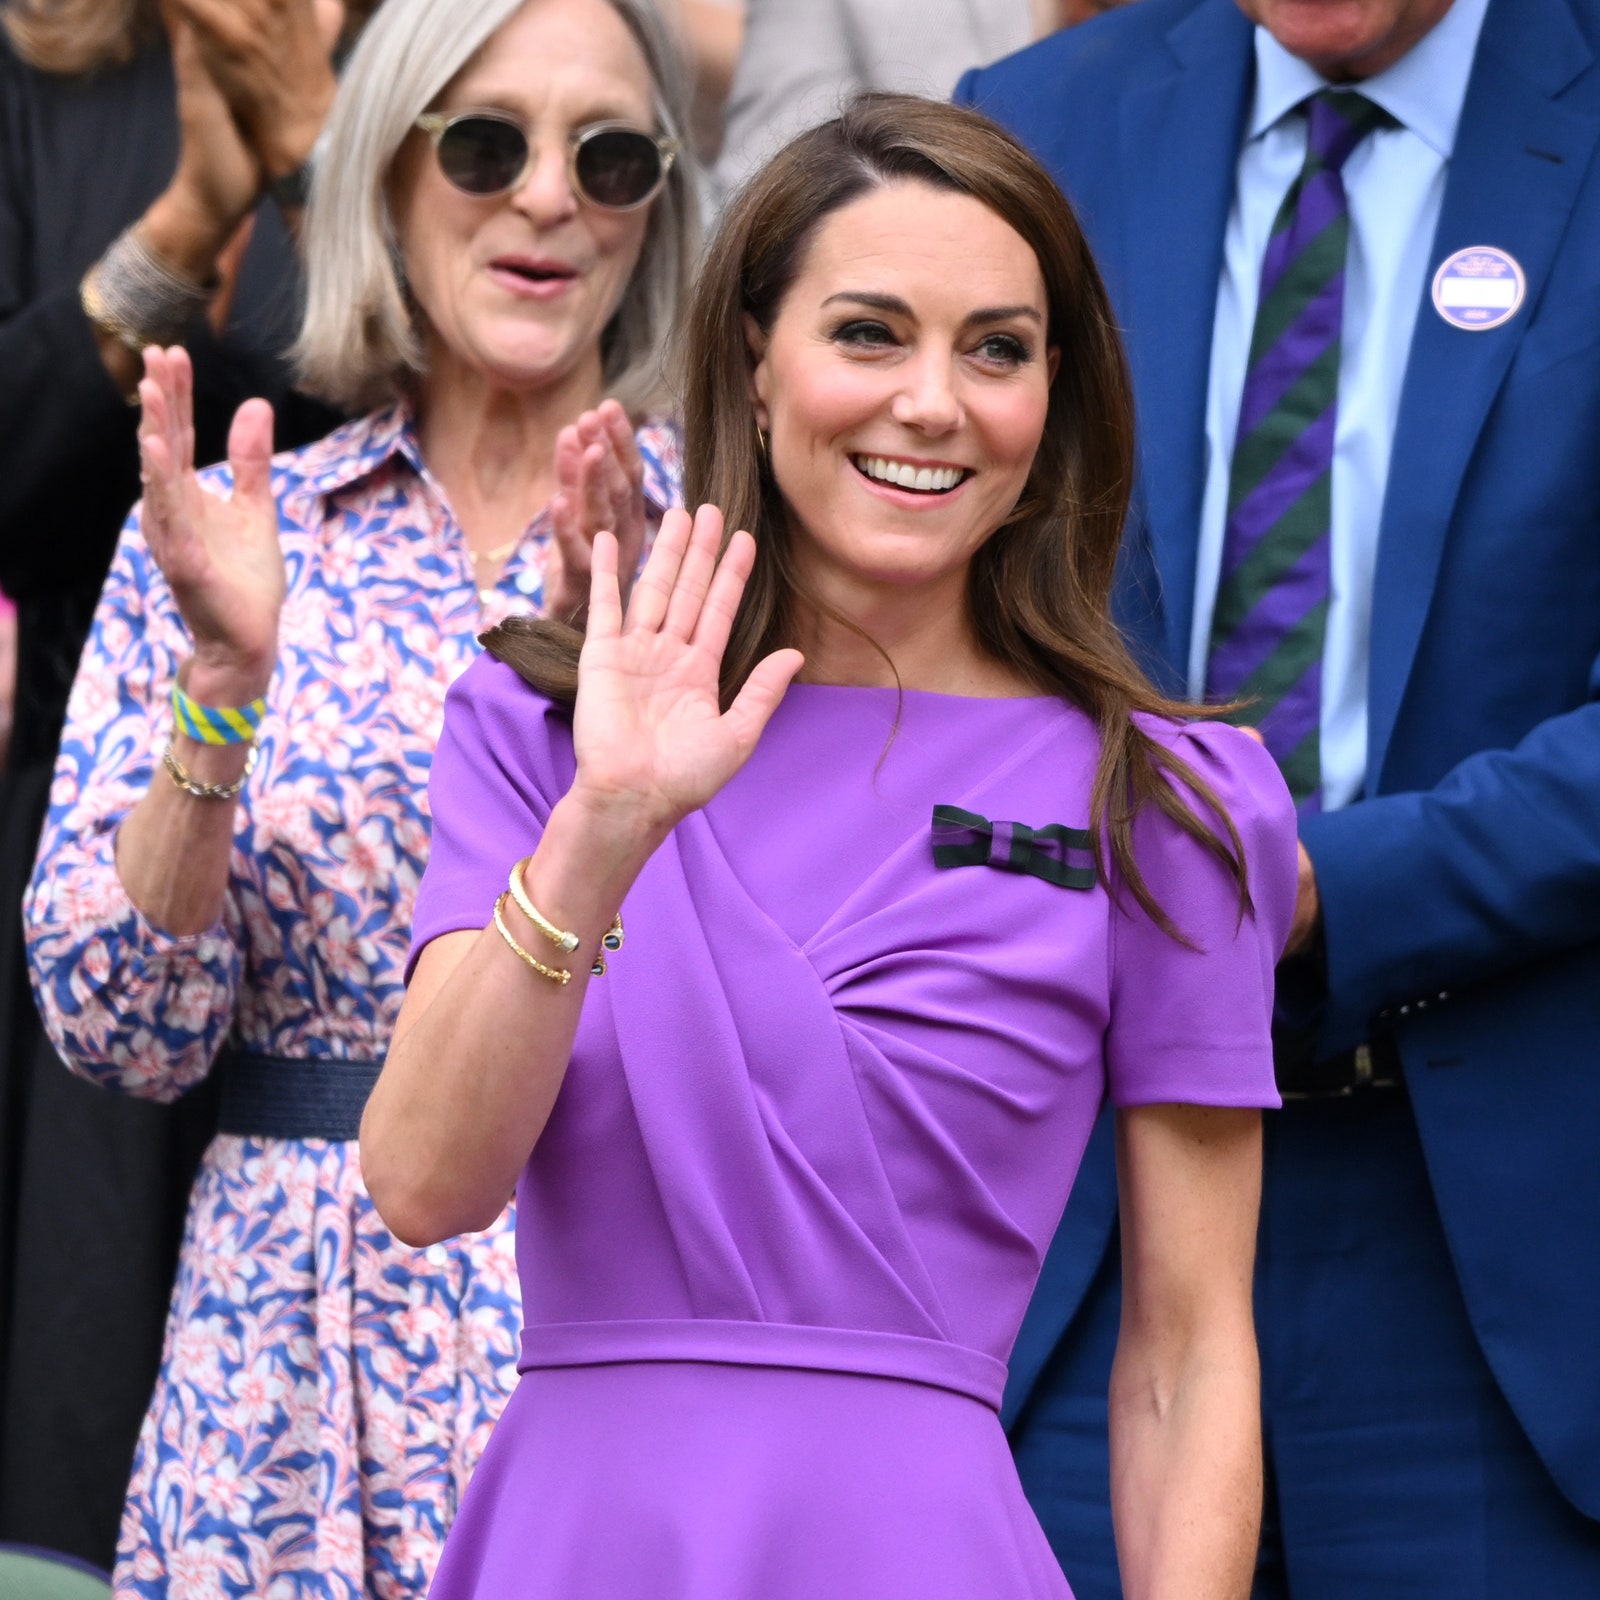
[215,1049,383,1142]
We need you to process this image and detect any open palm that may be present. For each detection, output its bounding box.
[138,345,284,677]
[573,505,803,832]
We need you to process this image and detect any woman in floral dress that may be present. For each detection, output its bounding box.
[25,0,696,1593]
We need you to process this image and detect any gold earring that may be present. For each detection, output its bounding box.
[755,423,768,459]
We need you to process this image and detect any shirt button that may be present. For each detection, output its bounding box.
[515,567,541,595]
[426,1243,449,1268]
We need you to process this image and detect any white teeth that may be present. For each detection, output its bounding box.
[852,455,965,493]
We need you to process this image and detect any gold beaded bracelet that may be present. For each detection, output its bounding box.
[492,891,571,986]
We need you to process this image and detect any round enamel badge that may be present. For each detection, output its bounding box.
[1431,246,1526,332]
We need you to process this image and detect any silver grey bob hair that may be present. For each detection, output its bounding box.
[293,0,698,415]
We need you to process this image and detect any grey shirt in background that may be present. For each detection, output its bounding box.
[713,0,1032,203]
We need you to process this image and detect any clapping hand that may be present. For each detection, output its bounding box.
[570,505,803,840]
[163,2,264,237]
[138,347,284,703]
[545,400,651,625]
[170,0,344,189]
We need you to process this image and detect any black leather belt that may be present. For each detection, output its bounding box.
[215,1049,383,1141]
[1275,1033,1403,1100]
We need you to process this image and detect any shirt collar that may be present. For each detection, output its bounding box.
[281,400,681,543]
[285,400,419,499]
[1249,0,1491,160]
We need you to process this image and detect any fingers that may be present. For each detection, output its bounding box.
[172,345,196,478]
[624,507,691,634]
[137,349,170,467]
[582,444,611,544]
[228,398,276,510]
[138,348,191,545]
[137,428,177,546]
[597,439,639,538]
[688,526,756,661]
[548,491,586,569]
[724,647,805,755]
[554,421,584,498]
[573,404,643,523]
[544,491,589,622]
[313,0,344,52]
[586,530,624,642]
[660,505,725,640]
[597,399,644,487]
[170,0,251,52]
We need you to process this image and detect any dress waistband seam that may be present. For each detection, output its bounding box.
[516,1318,1007,1411]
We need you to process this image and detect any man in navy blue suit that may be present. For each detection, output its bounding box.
[958,0,1600,1593]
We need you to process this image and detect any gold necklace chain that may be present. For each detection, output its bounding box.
[471,535,523,604]
[472,535,521,568]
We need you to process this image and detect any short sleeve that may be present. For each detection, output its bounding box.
[1104,721,1298,1109]
[406,655,576,978]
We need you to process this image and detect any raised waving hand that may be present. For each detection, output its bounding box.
[571,504,803,837]
[137,345,284,701]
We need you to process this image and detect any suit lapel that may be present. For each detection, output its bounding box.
[1117,0,1254,673]
[1369,0,1599,785]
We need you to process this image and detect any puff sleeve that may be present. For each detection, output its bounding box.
[1103,721,1298,1109]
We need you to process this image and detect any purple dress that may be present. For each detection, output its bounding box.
[408,659,1296,1599]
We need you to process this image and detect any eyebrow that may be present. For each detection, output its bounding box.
[820,291,1044,326]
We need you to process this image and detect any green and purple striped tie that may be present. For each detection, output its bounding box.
[1206,90,1396,811]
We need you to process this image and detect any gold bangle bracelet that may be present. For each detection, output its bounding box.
[493,891,571,986]
[507,856,580,952]
[506,857,625,976]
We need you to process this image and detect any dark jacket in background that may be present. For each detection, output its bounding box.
[0,29,337,1569]
[961,0,1600,1534]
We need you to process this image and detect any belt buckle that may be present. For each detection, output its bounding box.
[1275,1040,1400,1101]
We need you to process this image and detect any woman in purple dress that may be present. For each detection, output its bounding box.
[363,95,1297,1599]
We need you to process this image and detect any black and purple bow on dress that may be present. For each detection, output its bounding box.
[930,805,1098,891]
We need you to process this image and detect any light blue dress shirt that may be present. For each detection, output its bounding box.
[1188,0,1490,810]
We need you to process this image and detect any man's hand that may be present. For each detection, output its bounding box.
[1234,722,1321,958]
[1285,841,1320,957]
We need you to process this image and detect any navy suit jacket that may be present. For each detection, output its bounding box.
[958,0,1600,1519]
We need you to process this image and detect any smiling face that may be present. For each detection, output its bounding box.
[392,0,657,400]
[749,181,1057,619]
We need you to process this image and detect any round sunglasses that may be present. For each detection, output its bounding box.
[414,111,679,212]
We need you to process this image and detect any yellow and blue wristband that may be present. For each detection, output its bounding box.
[171,680,266,746]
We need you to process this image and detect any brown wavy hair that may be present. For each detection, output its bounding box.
[487,93,1249,939]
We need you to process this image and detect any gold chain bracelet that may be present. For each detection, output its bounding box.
[162,739,258,801]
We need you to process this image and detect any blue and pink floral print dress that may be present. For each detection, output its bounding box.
[25,404,681,1599]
